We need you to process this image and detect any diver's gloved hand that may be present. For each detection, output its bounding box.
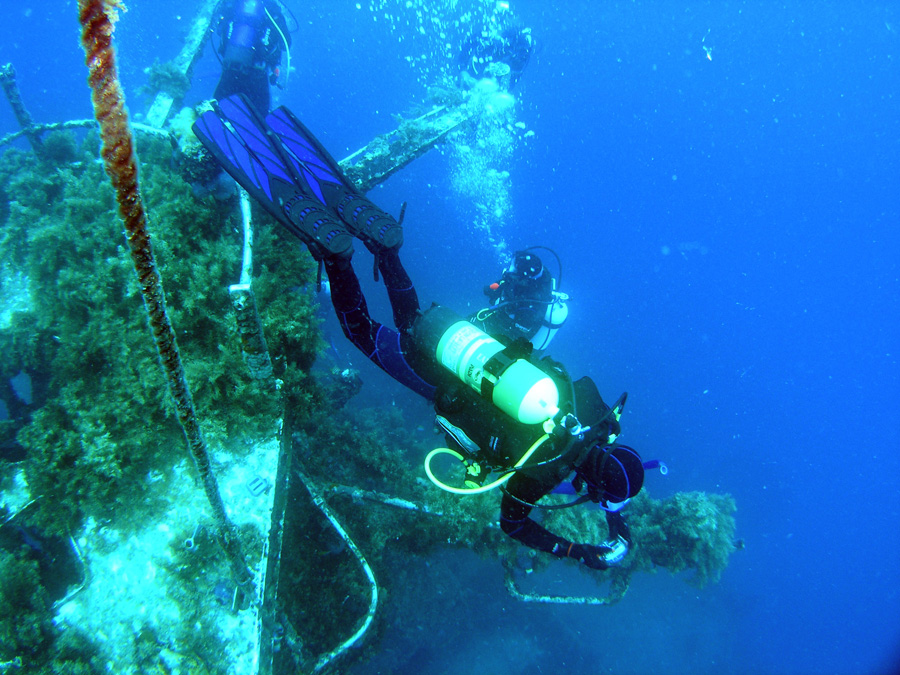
[566,543,611,570]
[483,280,503,301]
[567,537,629,570]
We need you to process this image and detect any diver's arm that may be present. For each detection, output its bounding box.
[606,509,632,545]
[499,486,569,555]
[500,490,617,570]
[501,474,628,570]
[500,474,612,569]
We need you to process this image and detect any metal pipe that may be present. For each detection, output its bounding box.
[0,63,43,155]
[293,465,379,673]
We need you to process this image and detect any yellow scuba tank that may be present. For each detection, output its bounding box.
[415,305,560,425]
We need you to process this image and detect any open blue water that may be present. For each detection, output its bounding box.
[2,1,897,673]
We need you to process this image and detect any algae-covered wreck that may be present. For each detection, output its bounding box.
[0,3,739,674]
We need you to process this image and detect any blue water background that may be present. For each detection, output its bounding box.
[2,1,898,673]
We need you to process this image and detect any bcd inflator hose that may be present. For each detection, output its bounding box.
[424,433,550,495]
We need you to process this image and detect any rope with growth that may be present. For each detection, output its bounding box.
[77,0,252,587]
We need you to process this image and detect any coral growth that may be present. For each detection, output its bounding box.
[0,133,320,535]
[627,490,739,586]
[0,548,103,673]
[542,488,739,588]
[39,130,79,166]
[140,59,191,101]
[0,127,325,671]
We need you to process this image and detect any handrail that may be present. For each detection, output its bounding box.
[293,464,379,673]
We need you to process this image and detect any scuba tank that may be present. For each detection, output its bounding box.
[531,284,569,351]
[414,305,560,426]
[223,0,267,68]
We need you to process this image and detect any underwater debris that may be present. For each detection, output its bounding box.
[0,63,43,156]
[0,131,317,533]
[141,59,192,101]
[0,5,320,671]
[229,188,274,381]
[0,502,86,605]
[0,545,102,673]
[341,103,476,193]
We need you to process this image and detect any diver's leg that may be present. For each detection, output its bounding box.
[322,255,380,358]
[377,249,420,332]
[323,254,436,400]
[213,66,242,102]
[244,70,271,113]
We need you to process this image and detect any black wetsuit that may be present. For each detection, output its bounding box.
[322,250,626,558]
[458,26,535,89]
[469,268,554,347]
[214,0,290,113]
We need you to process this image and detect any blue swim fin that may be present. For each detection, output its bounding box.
[192,95,354,257]
[266,106,357,200]
[266,106,403,251]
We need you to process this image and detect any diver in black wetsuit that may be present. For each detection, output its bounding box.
[457,14,535,90]
[193,96,646,572]
[470,249,568,353]
[213,0,291,113]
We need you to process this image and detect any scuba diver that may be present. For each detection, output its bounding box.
[471,248,568,353]
[457,5,535,90]
[193,95,648,572]
[212,0,292,113]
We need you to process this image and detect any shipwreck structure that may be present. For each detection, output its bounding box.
[0,3,739,674]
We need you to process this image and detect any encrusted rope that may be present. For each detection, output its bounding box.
[77,0,252,586]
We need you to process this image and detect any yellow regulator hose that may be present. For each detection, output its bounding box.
[424,433,550,495]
